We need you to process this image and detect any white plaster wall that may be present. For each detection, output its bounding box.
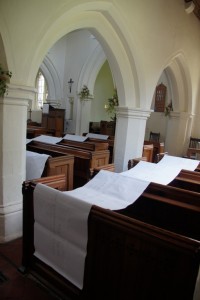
[1,0,200,241]
[0,0,199,110]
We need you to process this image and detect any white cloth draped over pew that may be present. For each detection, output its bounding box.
[33,155,200,292]
[34,170,150,289]
[122,155,200,185]
[26,151,50,180]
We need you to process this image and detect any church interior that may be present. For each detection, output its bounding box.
[1,0,200,299]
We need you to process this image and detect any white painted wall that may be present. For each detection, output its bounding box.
[1,0,200,240]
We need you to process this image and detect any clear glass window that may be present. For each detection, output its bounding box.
[36,71,48,108]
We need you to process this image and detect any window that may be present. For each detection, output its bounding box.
[36,71,48,108]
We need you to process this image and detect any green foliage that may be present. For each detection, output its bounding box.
[105,88,118,120]
[79,85,92,100]
[0,64,12,97]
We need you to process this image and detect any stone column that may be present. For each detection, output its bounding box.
[78,97,93,135]
[165,112,191,157]
[114,107,151,172]
[0,84,35,242]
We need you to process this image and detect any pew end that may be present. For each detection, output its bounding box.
[128,157,147,169]
[90,163,115,178]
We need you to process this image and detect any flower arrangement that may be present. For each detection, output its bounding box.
[79,85,92,100]
[0,64,12,97]
[165,101,173,116]
[105,88,119,120]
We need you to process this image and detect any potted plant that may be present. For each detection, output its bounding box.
[78,85,93,100]
[105,88,119,121]
[0,64,12,97]
[165,101,173,116]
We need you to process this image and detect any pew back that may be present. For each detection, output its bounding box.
[21,175,200,300]
[84,206,200,299]
[27,141,110,188]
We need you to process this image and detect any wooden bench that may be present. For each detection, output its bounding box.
[27,126,48,138]
[27,140,110,188]
[20,174,67,272]
[43,155,74,191]
[58,138,109,151]
[20,175,200,300]
[27,149,74,191]
[142,144,154,162]
[169,172,200,193]
[85,136,114,163]
[144,141,165,162]
[127,158,200,193]
[187,147,200,160]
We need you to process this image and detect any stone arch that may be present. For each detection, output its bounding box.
[26,2,140,109]
[40,56,63,101]
[164,52,192,114]
[77,43,107,93]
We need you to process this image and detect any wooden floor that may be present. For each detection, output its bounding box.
[0,238,61,300]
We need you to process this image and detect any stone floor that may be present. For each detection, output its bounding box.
[0,238,60,300]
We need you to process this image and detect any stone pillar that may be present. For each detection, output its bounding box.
[114,107,151,172]
[165,112,191,157]
[0,84,35,242]
[78,98,93,135]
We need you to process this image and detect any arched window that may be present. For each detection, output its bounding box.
[36,71,48,108]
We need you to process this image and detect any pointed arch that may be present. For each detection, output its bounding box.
[77,43,107,93]
[164,52,192,114]
[40,56,63,101]
[26,2,140,108]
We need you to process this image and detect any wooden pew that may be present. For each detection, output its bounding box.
[21,175,200,300]
[58,138,109,151]
[27,126,48,138]
[128,157,147,169]
[43,155,74,191]
[84,135,114,163]
[84,205,200,300]
[20,174,67,273]
[89,163,115,178]
[144,140,165,162]
[27,140,110,188]
[187,147,200,160]
[127,158,200,193]
[142,144,153,162]
[169,172,200,192]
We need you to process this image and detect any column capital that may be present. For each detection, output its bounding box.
[116,106,152,120]
[0,83,37,106]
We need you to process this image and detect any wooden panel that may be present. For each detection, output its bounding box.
[21,175,200,300]
[27,141,110,188]
[46,156,74,190]
[142,144,153,162]
[154,83,166,112]
[42,105,65,136]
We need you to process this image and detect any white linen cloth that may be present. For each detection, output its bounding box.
[33,157,200,294]
[33,134,63,144]
[26,138,33,144]
[62,134,87,142]
[34,184,92,289]
[34,170,150,289]
[86,133,109,140]
[121,155,200,185]
[66,170,150,210]
[26,150,50,180]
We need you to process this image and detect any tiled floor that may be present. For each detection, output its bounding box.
[0,238,59,300]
